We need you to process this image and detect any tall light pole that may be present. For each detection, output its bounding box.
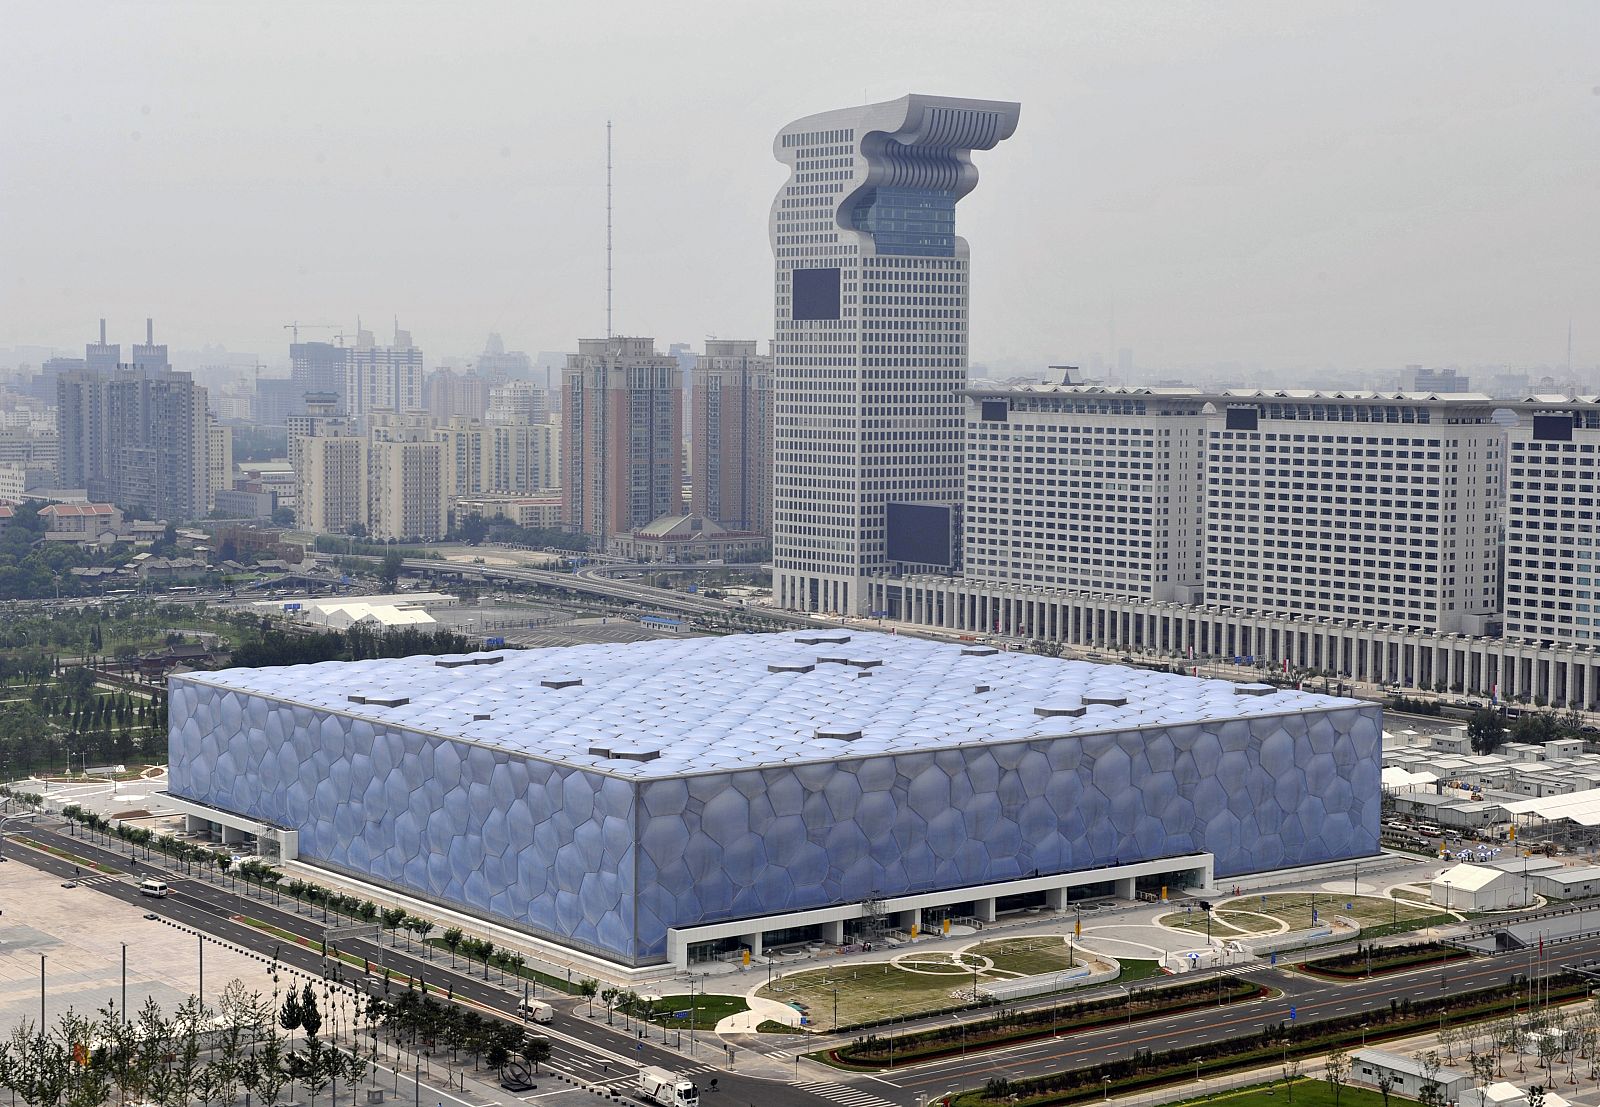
[121,943,127,1025]
[39,954,45,1028]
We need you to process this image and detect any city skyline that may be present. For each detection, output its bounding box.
[2,1,1596,373]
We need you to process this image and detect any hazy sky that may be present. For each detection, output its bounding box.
[3,1,1597,374]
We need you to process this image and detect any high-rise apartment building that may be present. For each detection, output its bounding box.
[475,333,533,384]
[255,377,310,427]
[347,326,425,416]
[435,417,561,499]
[561,337,682,545]
[56,321,212,521]
[56,371,106,490]
[290,398,368,535]
[965,384,1208,601]
[130,318,169,372]
[102,368,211,521]
[691,340,773,535]
[291,342,348,411]
[486,380,549,426]
[1504,401,1600,646]
[425,368,487,422]
[770,94,1020,613]
[85,319,119,373]
[1204,392,1501,634]
[208,424,234,512]
[0,426,59,486]
[368,413,446,540]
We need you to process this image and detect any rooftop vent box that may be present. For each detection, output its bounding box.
[961,646,1000,657]
[973,684,992,694]
[435,655,504,669]
[470,713,493,722]
[847,657,883,669]
[1034,704,1087,719]
[588,746,661,763]
[1084,694,1129,707]
[767,663,816,674]
[797,635,851,646]
[351,693,409,708]
[541,678,583,690]
[1235,684,1277,697]
[815,726,863,741]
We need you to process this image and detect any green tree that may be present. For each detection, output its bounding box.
[442,926,464,967]
[380,551,404,591]
[520,1035,552,1074]
[1468,709,1506,755]
[1325,1045,1351,1107]
[1515,712,1563,746]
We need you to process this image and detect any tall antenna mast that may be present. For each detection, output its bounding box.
[606,119,613,340]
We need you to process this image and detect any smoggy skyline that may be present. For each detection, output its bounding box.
[3,0,1597,375]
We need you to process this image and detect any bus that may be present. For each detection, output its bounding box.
[138,880,168,898]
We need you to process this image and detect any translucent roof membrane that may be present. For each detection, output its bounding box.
[183,631,1354,778]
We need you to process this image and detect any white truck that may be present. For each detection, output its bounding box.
[638,1067,698,1107]
[517,998,554,1024]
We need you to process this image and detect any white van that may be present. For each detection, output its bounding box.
[518,998,554,1024]
[138,880,168,898]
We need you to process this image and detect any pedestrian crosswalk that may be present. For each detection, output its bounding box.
[796,1081,902,1107]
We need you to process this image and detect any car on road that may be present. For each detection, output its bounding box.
[59,881,77,889]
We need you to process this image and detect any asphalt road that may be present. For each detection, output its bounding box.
[15,822,1599,1107]
[5,823,847,1107]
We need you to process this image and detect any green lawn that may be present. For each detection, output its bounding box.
[761,959,979,1030]
[971,935,1083,975]
[762,942,1147,1031]
[638,994,749,1028]
[1164,1078,1418,1107]
[1117,957,1166,982]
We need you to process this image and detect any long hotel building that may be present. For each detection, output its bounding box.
[876,387,1600,710]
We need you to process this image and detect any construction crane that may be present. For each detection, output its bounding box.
[283,320,338,344]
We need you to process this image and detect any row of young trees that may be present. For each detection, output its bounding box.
[372,983,550,1073]
[0,977,365,1107]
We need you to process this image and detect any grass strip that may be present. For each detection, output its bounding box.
[14,835,122,874]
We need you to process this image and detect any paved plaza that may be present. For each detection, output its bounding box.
[0,855,273,1028]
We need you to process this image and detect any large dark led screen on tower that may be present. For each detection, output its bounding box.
[886,503,953,567]
[792,268,841,320]
[1534,415,1574,441]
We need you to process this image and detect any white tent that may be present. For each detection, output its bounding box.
[1431,862,1518,911]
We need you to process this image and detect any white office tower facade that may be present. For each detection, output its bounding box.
[1205,392,1501,635]
[347,327,425,416]
[770,94,1020,615]
[486,380,549,426]
[965,384,1208,601]
[1504,401,1600,646]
